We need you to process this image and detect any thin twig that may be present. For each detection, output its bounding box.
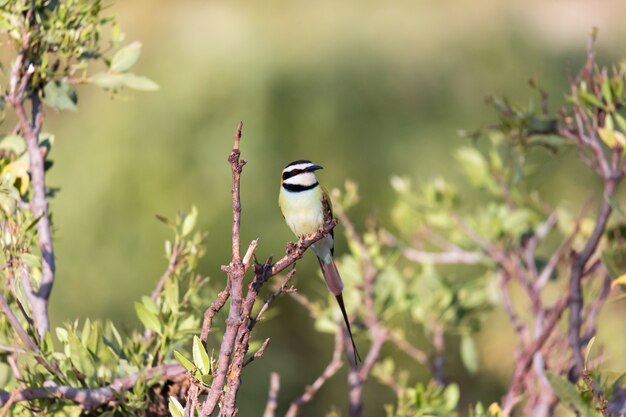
[150,243,183,302]
[242,337,270,367]
[387,330,428,366]
[200,283,230,343]
[285,329,344,417]
[0,364,185,408]
[262,373,280,417]
[569,178,617,378]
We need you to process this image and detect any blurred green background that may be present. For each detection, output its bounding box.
[42,1,626,415]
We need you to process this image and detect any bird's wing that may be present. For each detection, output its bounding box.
[320,185,334,255]
[320,185,333,217]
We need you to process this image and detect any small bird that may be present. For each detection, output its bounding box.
[278,159,361,364]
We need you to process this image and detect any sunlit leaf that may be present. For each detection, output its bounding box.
[168,396,184,417]
[42,81,78,111]
[461,335,479,374]
[135,302,161,334]
[193,335,211,375]
[182,205,198,237]
[110,41,141,72]
[584,336,596,370]
[546,372,589,415]
[174,350,196,373]
[0,135,25,154]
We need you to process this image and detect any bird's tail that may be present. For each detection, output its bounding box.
[318,257,362,365]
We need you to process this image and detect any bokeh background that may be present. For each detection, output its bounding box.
[43,1,626,415]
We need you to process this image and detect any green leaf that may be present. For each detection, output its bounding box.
[42,81,78,111]
[164,278,179,314]
[444,383,460,409]
[182,205,198,237]
[460,335,479,374]
[174,350,196,373]
[89,72,126,89]
[611,273,626,290]
[193,335,211,375]
[584,336,596,370]
[68,331,95,377]
[578,89,604,109]
[110,41,142,72]
[120,73,159,91]
[141,296,160,315]
[111,22,126,47]
[602,78,613,105]
[89,72,159,91]
[21,253,41,269]
[134,302,162,334]
[615,113,626,133]
[0,135,25,154]
[56,327,68,343]
[546,372,589,414]
[455,147,489,186]
[168,396,184,417]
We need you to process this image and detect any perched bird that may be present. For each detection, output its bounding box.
[278,159,361,364]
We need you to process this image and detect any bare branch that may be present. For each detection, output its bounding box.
[242,239,258,272]
[229,121,245,263]
[569,179,617,378]
[252,269,297,326]
[242,337,270,367]
[8,52,54,338]
[387,330,428,366]
[0,290,39,353]
[262,373,280,417]
[0,364,185,409]
[402,247,488,265]
[200,282,230,343]
[285,329,344,417]
[200,123,248,417]
[150,243,184,302]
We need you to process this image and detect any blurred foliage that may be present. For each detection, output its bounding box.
[2,0,626,416]
[1,205,210,416]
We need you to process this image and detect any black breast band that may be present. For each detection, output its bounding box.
[282,182,319,192]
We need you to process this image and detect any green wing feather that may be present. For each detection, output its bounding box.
[320,185,334,255]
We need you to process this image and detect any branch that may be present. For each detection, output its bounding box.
[387,330,428,366]
[242,337,270,367]
[285,329,344,417]
[229,121,245,263]
[252,269,297,326]
[502,296,569,415]
[568,178,617,378]
[199,124,248,417]
[0,364,185,409]
[262,373,280,417]
[150,243,184,301]
[197,123,337,417]
[9,54,54,338]
[401,247,488,265]
[0,290,39,354]
[200,282,230,343]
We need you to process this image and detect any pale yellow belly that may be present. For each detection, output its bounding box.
[280,188,324,237]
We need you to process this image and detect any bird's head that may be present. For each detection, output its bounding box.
[281,160,323,187]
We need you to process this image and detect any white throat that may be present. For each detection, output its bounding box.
[283,172,317,186]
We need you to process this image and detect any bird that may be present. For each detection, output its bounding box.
[278,159,361,364]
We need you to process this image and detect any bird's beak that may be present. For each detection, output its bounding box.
[307,164,323,172]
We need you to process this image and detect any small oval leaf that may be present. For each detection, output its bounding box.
[110,41,142,73]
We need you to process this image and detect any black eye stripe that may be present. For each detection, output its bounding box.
[282,169,302,180]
